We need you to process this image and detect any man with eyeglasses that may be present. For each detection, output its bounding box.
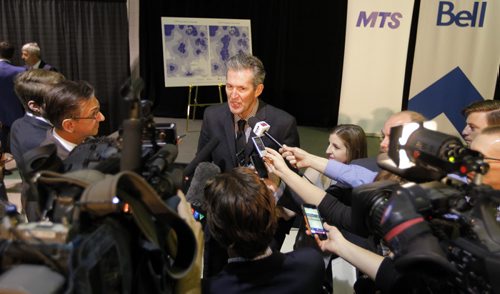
[470,125,500,189]
[42,80,105,160]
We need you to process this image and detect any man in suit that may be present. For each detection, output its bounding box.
[0,41,26,152]
[10,69,65,218]
[21,42,57,72]
[42,80,105,160]
[198,52,299,171]
[11,69,65,171]
[197,52,300,277]
[203,167,324,294]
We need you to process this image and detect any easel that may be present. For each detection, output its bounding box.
[186,84,224,131]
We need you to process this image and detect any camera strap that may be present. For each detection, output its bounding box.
[35,169,197,280]
[80,170,197,279]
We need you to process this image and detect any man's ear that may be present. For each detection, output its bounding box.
[61,118,75,133]
[255,83,264,98]
[27,100,42,114]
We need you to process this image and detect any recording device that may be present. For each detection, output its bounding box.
[250,154,268,179]
[351,122,500,292]
[302,204,327,240]
[248,117,283,148]
[251,136,267,157]
[3,76,196,292]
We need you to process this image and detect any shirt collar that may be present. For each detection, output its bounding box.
[52,129,77,152]
[32,60,42,69]
[26,112,52,125]
[227,247,272,263]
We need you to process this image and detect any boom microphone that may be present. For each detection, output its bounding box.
[248,117,283,148]
[183,137,219,177]
[185,162,221,204]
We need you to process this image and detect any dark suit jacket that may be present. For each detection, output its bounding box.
[38,60,58,72]
[0,60,25,128]
[203,249,325,294]
[10,114,52,171]
[197,100,300,172]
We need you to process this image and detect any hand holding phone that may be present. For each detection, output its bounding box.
[302,204,327,240]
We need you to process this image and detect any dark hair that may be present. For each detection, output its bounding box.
[0,41,15,59]
[44,80,95,129]
[330,124,367,163]
[14,69,66,112]
[204,167,277,258]
[226,52,266,87]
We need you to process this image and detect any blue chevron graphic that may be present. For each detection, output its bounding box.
[408,67,483,132]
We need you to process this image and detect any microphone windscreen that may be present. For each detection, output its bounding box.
[185,162,221,203]
[183,137,219,177]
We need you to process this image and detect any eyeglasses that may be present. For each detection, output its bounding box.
[71,110,101,120]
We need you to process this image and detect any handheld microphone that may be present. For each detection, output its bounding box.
[248,117,283,148]
[185,162,221,204]
[183,137,220,177]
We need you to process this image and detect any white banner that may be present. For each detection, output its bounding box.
[338,0,414,133]
[408,0,500,136]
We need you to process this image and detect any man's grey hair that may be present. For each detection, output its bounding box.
[226,52,266,87]
[22,42,41,58]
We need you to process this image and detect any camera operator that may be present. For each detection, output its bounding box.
[470,125,500,189]
[42,80,105,160]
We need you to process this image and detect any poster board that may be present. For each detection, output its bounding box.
[161,17,252,87]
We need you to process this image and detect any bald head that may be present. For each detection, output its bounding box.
[379,111,426,153]
[470,126,500,189]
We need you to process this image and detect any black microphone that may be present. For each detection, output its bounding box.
[148,144,178,174]
[247,117,282,148]
[183,137,219,177]
[185,162,221,204]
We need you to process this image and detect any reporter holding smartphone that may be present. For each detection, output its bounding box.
[310,223,427,294]
[264,148,354,231]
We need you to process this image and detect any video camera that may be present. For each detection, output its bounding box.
[351,122,500,293]
[0,77,196,293]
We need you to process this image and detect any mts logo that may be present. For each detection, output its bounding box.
[356,11,402,29]
[437,1,487,27]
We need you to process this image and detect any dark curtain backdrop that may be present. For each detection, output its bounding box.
[0,0,130,134]
[140,0,348,128]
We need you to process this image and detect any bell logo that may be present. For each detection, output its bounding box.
[437,1,487,27]
[356,11,402,29]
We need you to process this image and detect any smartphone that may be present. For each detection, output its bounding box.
[302,204,328,240]
[250,154,268,178]
[251,136,267,157]
[192,207,205,222]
